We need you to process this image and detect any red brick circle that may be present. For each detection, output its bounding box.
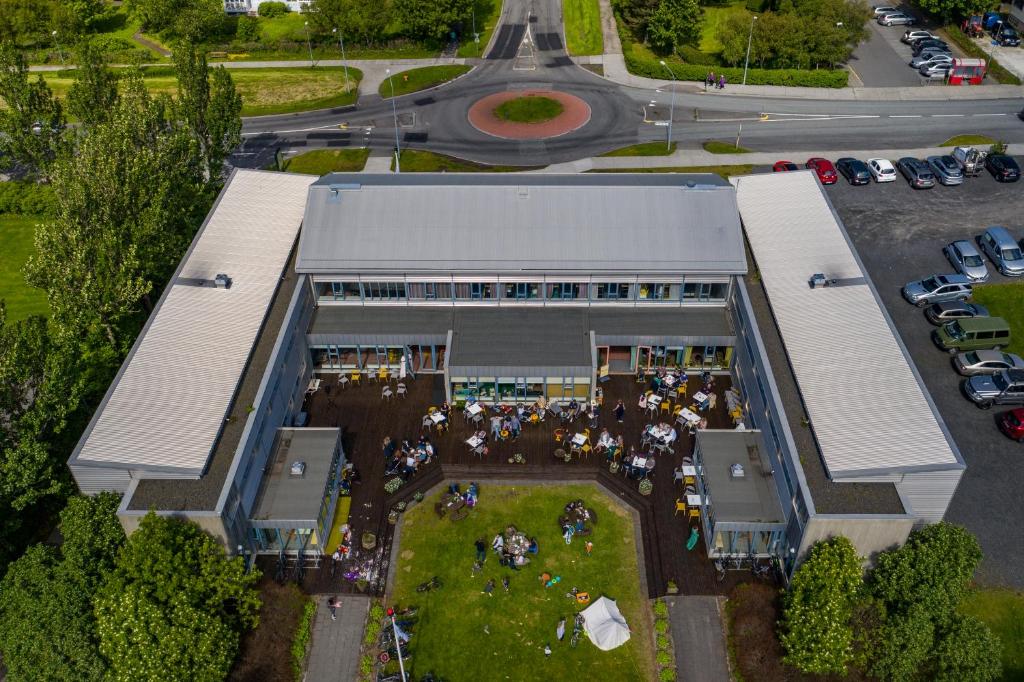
[468,90,591,140]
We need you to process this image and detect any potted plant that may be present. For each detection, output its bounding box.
[609,460,620,474]
[666,580,678,595]
[412,491,424,504]
[388,509,399,525]
[639,478,654,496]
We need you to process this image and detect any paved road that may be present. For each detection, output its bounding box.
[668,596,731,682]
[849,20,929,87]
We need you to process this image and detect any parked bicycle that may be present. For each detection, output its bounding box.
[713,559,726,582]
[416,576,443,593]
[569,613,585,649]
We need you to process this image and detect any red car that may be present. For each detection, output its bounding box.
[805,157,838,184]
[772,160,799,172]
[999,408,1024,441]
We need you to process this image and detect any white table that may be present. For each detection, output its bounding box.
[686,494,703,507]
[306,378,321,394]
[682,465,697,477]
[679,408,701,425]
[571,433,587,447]
[466,435,484,448]
[466,403,483,416]
[662,375,677,388]
[430,412,447,424]
[693,391,709,405]
[647,394,662,407]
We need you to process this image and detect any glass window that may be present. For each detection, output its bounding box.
[637,283,679,301]
[546,283,584,300]
[504,282,540,300]
[595,283,631,300]
[683,282,728,302]
[408,282,450,300]
[363,282,407,301]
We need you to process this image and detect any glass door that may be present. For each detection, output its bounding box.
[636,346,652,372]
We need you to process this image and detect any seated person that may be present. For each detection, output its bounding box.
[440,401,451,418]
[637,394,649,410]
[567,399,579,419]
[527,537,538,554]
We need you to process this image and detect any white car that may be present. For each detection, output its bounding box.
[902,29,936,43]
[874,5,899,15]
[868,158,897,182]
[879,12,915,25]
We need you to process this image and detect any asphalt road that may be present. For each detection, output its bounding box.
[850,19,926,87]
[823,166,1024,588]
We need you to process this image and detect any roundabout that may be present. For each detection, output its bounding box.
[468,89,592,140]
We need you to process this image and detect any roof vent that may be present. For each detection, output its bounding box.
[730,463,745,479]
[214,273,232,289]
[809,274,866,289]
[289,460,306,477]
[809,273,830,289]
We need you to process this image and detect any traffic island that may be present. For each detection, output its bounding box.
[468,89,591,140]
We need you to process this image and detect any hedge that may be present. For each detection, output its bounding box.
[290,599,316,681]
[625,49,848,88]
[0,182,55,217]
[941,26,1022,85]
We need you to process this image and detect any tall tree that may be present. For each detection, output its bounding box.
[933,614,1002,682]
[393,0,473,41]
[0,42,66,177]
[647,0,703,54]
[915,0,994,22]
[66,42,120,126]
[123,0,223,40]
[308,0,393,44]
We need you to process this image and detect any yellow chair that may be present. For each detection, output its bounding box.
[584,428,591,440]
[377,368,389,382]
[349,372,361,385]
[673,404,684,416]
[581,443,592,459]
[428,406,437,414]
[684,475,696,487]
[660,401,670,415]
[688,508,700,521]
[676,384,688,400]
[674,499,687,516]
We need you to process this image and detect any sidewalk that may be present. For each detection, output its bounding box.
[667,596,731,682]
[305,594,370,682]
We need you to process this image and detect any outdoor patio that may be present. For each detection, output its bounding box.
[290,374,753,597]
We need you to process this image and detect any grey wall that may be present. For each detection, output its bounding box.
[896,469,963,525]
[798,516,915,566]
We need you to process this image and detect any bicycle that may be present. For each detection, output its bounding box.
[416,576,442,593]
[569,613,585,649]
[713,559,726,582]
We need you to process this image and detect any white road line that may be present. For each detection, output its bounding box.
[972,113,1008,117]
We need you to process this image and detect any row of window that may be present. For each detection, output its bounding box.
[451,376,591,403]
[317,280,729,303]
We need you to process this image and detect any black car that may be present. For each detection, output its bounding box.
[896,157,936,188]
[835,157,871,185]
[986,154,1021,182]
[912,39,950,55]
[994,26,1021,47]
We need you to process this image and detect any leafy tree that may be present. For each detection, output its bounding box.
[51,0,107,35]
[66,42,120,126]
[94,513,261,682]
[257,0,291,17]
[393,0,473,41]
[0,0,52,44]
[59,492,125,588]
[916,0,994,22]
[307,0,392,44]
[124,0,224,40]
[648,0,703,54]
[778,536,863,675]
[235,14,260,42]
[933,614,1002,682]
[0,42,66,177]
[867,605,935,681]
[611,0,661,36]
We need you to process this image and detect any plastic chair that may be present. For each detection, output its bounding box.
[381,387,393,400]
[377,368,389,383]
[688,508,700,521]
[684,475,696,487]
[397,383,408,398]
[554,429,565,443]
[337,374,350,390]
[350,372,361,386]
[581,443,592,459]
[673,468,685,485]
[674,499,687,516]
[660,401,670,415]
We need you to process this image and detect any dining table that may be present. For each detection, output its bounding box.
[682,465,697,477]
[429,412,447,425]
[646,394,663,408]
[678,407,701,425]
[466,403,484,416]
[465,435,484,449]
[693,391,709,406]
[686,493,703,507]
[662,374,677,388]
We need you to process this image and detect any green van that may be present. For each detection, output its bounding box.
[933,317,1011,355]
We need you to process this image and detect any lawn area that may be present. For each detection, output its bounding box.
[494,95,564,123]
[457,0,503,58]
[589,164,754,178]
[600,142,677,157]
[700,0,748,56]
[379,65,472,98]
[37,66,362,117]
[940,134,997,147]
[0,215,48,322]
[703,140,752,154]
[389,484,654,682]
[960,588,1024,681]
[563,0,604,56]
[971,282,1024,356]
[394,150,539,172]
[282,148,369,174]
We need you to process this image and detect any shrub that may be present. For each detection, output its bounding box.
[369,602,385,621]
[659,667,677,681]
[745,0,765,11]
[359,654,374,678]
[290,599,316,680]
[258,1,290,17]
[657,633,670,650]
[236,15,260,42]
[625,47,848,87]
[655,619,669,634]
[0,181,55,216]
[678,45,718,65]
[657,650,673,666]
[653,599,669,618]
[87,35,151,61]
[990,141,1008,155]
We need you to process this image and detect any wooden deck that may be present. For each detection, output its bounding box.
[291,374,755,597]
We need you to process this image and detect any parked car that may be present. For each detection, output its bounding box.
[927,155,964,185]
[993,24,1021,46]
[911,53,953,68]
[985,154,1021,182]
[912,39,949,55]
[902,273,973,306]
[875,5,900,15]
[867,157,897,182]
[943,239,989,281]
[835,157,872,184]
[952,146,987,176]
[962,369,1024,408]
[772,160,799,172]
[805,157,837,184]
[953,349,1024,376]
[934,317,1010,354]
[879,12,915,25]
[902,29,936,43]
[897,157,936,188]
[978,226,1024,276]
[997,408,1024,441]
[925,300,989,325]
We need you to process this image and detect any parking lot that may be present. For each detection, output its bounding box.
[822,163,1024,587]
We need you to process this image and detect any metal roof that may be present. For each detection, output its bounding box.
[296,174,747,275]
[696,430,785,524]
[71,170,316,477]
[251,428,340,525]
[734,171,961,479]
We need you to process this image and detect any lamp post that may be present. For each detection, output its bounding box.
[472,5,480,52]
[386,69,401,173]
[659,60,676,153]
[303,21,314,67]
[742,15,758,86]
[51,30,64,66]
[332,28,350,90]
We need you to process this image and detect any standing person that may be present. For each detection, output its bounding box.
[718,74,726,90]
[382,436,396,461]
[327,596,339,621]
[483,578,496,596]
[490,414,502,441]
[614,399,625,423]
[475,537,487,563]
[708,71,715,89]
[510,414,521,439]
[589,402,600,429]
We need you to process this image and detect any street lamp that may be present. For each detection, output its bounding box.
[386,69,401,173]
[659,60,676,153]
[332,28,349,90]
[742,15,758,86]
[472,5,480,52]
[303,21,314,68]
[51,30,64,66]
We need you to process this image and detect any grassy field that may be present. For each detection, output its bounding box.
[971,282,1024,356]
[281,148,369,174]
[389,484,654,682]
[960,588,1024,680]
[393,150,538,172]
[494,95,564,122]
[600,142,677,156]
[0,215,48,321]
[940,134,997,147]
[457,0,503,58]
[37,66,362,117]
[700,1,748,56]
[379,65,472,98]
[703,140,752,154]
[563,0,604,56]
[589,165,754,178]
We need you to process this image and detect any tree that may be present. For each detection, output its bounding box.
[915,0,994,22]
[867,605,935,681]
[236,15,260,42]
[778,536,864,675]
[0,0,52,44]
[648,0,703,54]
[307,0,392,44]
[611,0,661,36]
[257,0,290,17]
[933,614,1002,682]
[393,0,473,41]
[66,42,120,126]
[123,0,223,40]
[58,492,125,588]
[94,513,261,682]
[0,42,66,176]
[51,0,107,36]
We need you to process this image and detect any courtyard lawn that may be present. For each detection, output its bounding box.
[389,484,655,682]
[379,65,472,98]
[457,0,503,58]
[393,150,539,172]
[282,148,370,174]
[0,215,48,321]
[970,282,1024,356]
[564,0,604,56]
[960,588,1024,680]
[700,0,748,56]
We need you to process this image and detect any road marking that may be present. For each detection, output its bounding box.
[972,113,1008,117]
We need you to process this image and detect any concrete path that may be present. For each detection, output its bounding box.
[667,596,731,682]
[363,155,394,173]
[305,594,370,682]
[597,0,622,57]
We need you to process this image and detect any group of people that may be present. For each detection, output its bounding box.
[593,428,625,461]
[705,72,727,90]
[490,412,522,441]
[331,523,353,565]
[483,527,538,571]
[382,434,436,479]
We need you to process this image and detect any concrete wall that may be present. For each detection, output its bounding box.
[118,508,231,550]
[797,516,915,567]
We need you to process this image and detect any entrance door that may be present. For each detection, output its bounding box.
[636,346,652,372]
[596,346,610,380]
[403,346,416,379]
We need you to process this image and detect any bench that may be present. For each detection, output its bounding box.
[450,508,469,522]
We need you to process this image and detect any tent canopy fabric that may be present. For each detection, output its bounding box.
[581,596,631,651]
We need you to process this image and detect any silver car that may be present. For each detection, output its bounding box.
[925,301,988,325]
[927,155,964,185]
[978,226,1024,276]
[902,273,973,307]
[879,12,915,25]
[911,53,952,68]
[963,369,1024,409]
[919,62,953,78]
[943,239,989,282]
[954,349,1024,376]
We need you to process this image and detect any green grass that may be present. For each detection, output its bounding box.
[960,588,1024,680]
[457,0,502,58]
[589,164,754,178]
[703,140,752,154]
[257,12,309,42]
[600,142,677,157]
[290,598,316,680]
[393,150,539,172]
[940,134,997,147]
[700,1,748,56]
[0,215,48,321]
[494,95,564,123]
[379,65,472,98]
[281,148,369,174]
[563,0,604,56]
[389,484,655,682]
[971,282,1024,356]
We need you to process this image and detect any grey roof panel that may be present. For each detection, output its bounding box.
[448,308,593,369]
[251,428,340,524]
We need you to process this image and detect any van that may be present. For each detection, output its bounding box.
[933,317,1011,354]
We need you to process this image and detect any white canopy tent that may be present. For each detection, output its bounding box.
[581,596,631,651]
